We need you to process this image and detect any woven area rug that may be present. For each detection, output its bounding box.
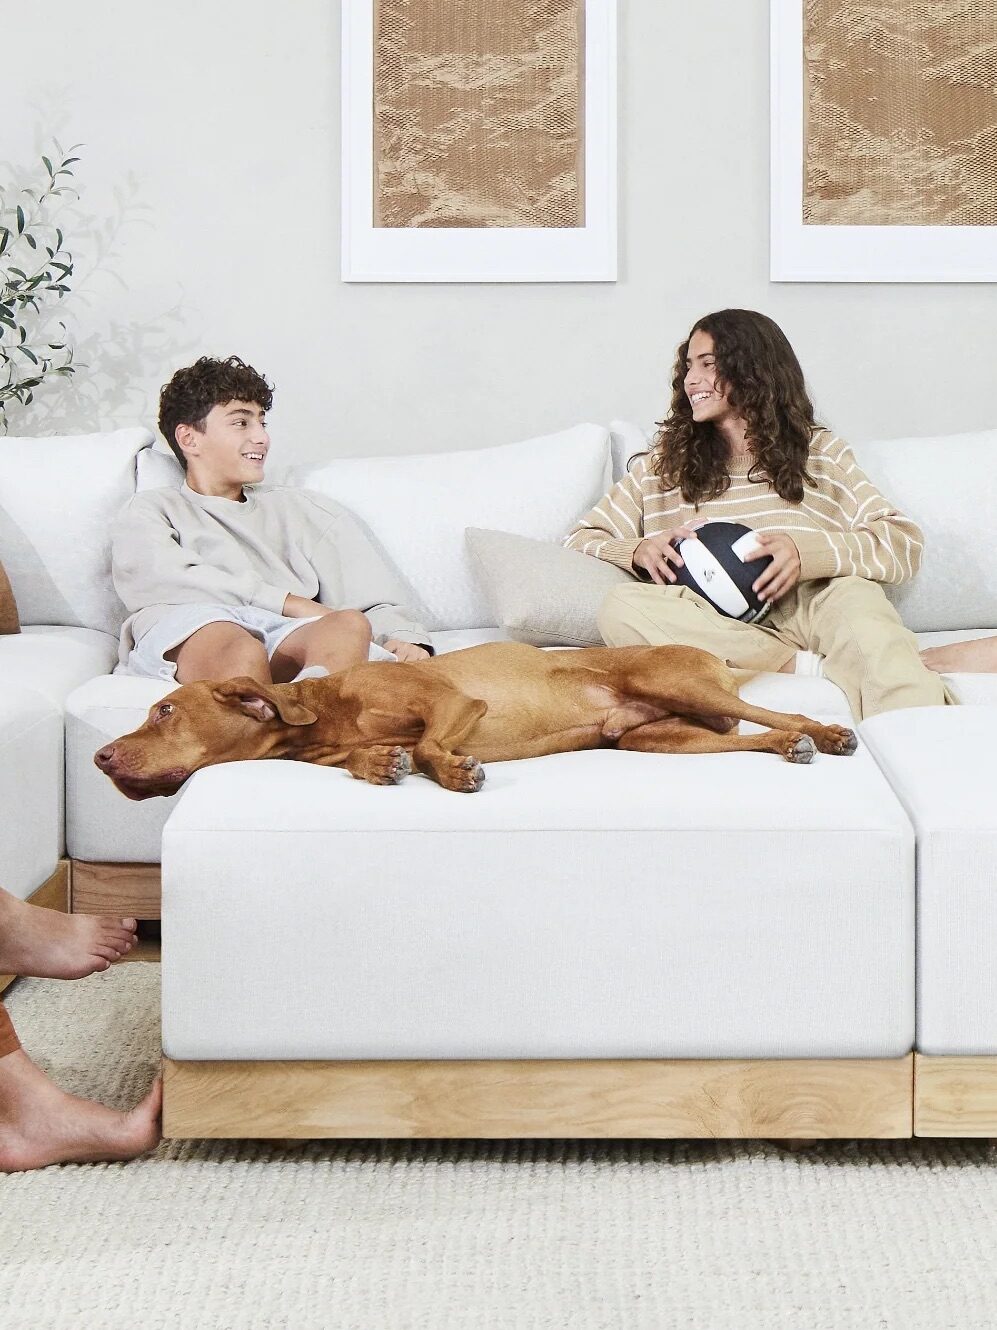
[3,967,997,1330]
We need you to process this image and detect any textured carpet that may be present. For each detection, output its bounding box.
[3,968,997,1330]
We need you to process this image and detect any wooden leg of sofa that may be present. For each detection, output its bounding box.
[162,1054,914,1141]
[0,860,70,995]
[70,861,161,920]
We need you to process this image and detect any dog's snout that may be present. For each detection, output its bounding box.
[94,744,116,770]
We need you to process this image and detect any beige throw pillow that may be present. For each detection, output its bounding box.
[0,559,20,634]
[465,527,634,647]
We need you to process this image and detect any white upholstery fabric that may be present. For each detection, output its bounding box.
[293,425,612,631]
[0,688,62,898]
[609,418,651,481]
[858,430,997,633]
[0,428,153,634]
[162,740,913,1061]
[861,707,997,1055]
[65,674,178,862]
[0,626,117,709]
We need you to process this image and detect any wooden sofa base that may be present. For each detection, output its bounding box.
[0,861,71,996]
[162,1054,914,1140]
[914,1053,997,1136]
[71,860,161,919]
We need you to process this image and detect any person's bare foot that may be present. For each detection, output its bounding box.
[0,1050,161,1171]
[922,637,997,675]
[0,887,137,979]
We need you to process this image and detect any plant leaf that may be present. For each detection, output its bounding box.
[15,206,24,234]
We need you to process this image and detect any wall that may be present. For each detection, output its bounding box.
[5,1,995,461]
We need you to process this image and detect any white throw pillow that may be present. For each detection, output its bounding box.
[0,428,153,634]
[295,424,612,630]
[857,428,997,633]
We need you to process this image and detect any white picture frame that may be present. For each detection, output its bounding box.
[770,0,997,283]
[342,0,617,283]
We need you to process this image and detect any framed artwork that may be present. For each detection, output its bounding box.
[342,0,617,282]
[771,0,997,281]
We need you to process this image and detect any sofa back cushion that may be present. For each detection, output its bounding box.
[0,428,153,634]
[858,428,997,632]
[294,424,612,630]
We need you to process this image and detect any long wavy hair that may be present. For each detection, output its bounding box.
[649,309,820,506]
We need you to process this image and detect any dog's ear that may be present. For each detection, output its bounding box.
[210,677,318,726]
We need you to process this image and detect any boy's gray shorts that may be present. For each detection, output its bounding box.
[120,604,395,681]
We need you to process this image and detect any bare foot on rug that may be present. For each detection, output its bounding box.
[921,637,997,674]
[0,1052,161,1172]
[0,887,137,979]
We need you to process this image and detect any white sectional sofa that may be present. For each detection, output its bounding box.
[0,429,151,985]
[2,419,997,1138]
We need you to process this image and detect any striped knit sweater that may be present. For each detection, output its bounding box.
[564,430,922,585]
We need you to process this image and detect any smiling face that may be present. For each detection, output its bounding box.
[683,330,739,429]
[176,399,270,499]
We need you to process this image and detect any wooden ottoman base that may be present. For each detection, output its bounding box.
[162,1054,914,1141]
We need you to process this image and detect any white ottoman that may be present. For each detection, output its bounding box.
[861,706,997,1058]
[161,729,914,1064]
[861,706,997,1136]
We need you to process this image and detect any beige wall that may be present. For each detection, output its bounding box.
[6,1,994,461]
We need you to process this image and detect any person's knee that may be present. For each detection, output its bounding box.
[182,623,268,676]
[322,609,372,645]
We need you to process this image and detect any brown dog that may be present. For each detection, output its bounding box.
[95,642,857,798]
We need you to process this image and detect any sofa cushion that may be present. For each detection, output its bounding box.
[858,429,997,633]
[0,626,118,710]
[0,558,19,634]
[161,729,913,1060]
[293,424,612,630]
[0,687,62,898]
[465,527,632,646]
[0,428,154,634]
[65,674,178,862]
[860,706,997,1054]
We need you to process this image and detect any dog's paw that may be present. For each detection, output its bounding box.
[815,725,858,757]
[784,733,816,765]
[439,755,486,793]
[358,745,412,785]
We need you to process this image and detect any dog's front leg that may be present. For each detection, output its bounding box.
[343,745,413,786]
[412,691,488,793]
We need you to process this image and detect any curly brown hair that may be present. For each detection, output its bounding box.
[649,309,820,506]
[158,355,273,469]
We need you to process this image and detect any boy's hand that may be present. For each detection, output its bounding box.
[384,639,431,662]
[751,532,801,603]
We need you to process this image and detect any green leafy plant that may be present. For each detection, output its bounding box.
[0,142,82,432]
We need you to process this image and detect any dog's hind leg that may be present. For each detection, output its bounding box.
[616,652,856,757]
[616,717,818,763]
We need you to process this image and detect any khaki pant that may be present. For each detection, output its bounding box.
[0,1002,19,1058]
[597,575,949,721]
